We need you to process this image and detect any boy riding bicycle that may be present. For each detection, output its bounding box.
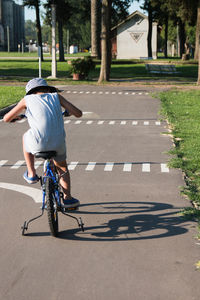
[3,78,82,209]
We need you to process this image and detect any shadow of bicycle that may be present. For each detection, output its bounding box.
[58,201,191,242]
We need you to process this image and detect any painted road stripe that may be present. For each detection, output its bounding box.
[35,161,43,169]
[68,161,78,170]
[120,121,126,125]
[64,120,71,124]
[161,163,169,173]
[98,120,104,125]
[0,160,8,167]
[11,160,25,169]
[123,163,132,172]
[132,121,138,125]
[142,163,150,172]
[17,119,26,123]
[0,182,42,203]
[144,121,149,125]
[86,120,93,124]
[109,121,115,125]
[155,121,161,125]
[85,162,96,171]
[104,162,114,171]
[75,120,82,124]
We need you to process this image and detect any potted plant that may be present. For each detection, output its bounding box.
[70,57,95,80]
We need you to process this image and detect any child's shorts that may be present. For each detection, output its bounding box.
[23,130,67,162]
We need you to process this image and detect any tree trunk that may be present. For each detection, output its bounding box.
[58,20,65,61]
[179,20,186,58]
[98,0,112,83]
[147,3,152,58]
[195,0,200,61]
[35,1,43,61]
[164,15,168,58]
[91,0,101,58]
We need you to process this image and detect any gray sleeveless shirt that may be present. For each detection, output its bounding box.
[24,93,66,154]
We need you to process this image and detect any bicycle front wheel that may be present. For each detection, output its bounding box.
[45,177,59,237]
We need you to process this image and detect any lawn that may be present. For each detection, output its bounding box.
[0,86,24,109]
[0,58,198,82]
[160,89,200,210]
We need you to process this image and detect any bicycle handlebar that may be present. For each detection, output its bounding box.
[10,110,70,122]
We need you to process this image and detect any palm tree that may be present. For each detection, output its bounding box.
[23,0,43,61]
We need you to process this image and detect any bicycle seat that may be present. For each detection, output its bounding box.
[35,151,57,159]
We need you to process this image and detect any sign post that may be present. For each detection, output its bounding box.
[38,46,42,78]
[51,3,57,78]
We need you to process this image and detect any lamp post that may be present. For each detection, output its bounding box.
[51,1,57,78]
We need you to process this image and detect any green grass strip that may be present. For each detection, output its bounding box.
[0,86,24,109]
[160,89,200,207]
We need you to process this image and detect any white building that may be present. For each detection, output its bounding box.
[111,11,157,59]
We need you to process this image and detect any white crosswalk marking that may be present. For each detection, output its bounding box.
[0,160,8,167]
[161,163,169,173]
[86,120,93,124]
[35,161,43,169]
[142,163,150,172]
[11,160,25,169]
[109,121,115,125]
[155,121,161,125]
[68,161,78,170]
[104,162,114,171]
[98,121,104,125]
[85,162,96,171]
[120,121,126,125]
[132,121,138,125]
[64,120,71,124]
[144,121,149,125]
[75,120,82,124]
[17,119,26,123]
[2,160,171,174]
[123,163,132,172]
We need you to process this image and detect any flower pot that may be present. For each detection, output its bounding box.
[73,73,80,80]
[73,73,85,80]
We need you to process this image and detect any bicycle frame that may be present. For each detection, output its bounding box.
[21,158,84,236]
[41,159,62,211]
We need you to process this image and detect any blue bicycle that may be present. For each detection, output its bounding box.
[21,151,84,237]
[12,112,84,237]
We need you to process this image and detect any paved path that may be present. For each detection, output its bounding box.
[0,86,199,300]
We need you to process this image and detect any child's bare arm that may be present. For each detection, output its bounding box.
[3,98,26,122]
[59,94,82,118]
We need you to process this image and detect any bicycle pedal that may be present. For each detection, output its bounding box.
[64,206,79,212]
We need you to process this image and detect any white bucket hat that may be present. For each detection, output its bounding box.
[25,78,57,95]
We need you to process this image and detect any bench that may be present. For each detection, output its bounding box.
[145,64,179,74]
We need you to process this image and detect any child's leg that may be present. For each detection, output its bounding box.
[53,160,71,199]
[23,137,36,178]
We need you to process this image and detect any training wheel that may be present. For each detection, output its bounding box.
[21,221,27,236]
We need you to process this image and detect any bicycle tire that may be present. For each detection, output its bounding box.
[45,177,59,237]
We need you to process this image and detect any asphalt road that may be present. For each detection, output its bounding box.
[0,85,199,300]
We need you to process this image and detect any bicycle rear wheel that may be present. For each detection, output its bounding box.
[45,177,59,237]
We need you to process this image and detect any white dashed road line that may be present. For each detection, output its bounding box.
[0,160,171,174]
